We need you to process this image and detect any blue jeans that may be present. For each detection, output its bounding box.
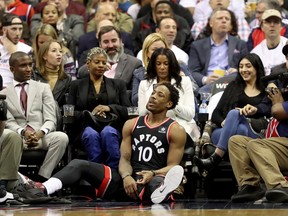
[211,109,258,152]
[81,126,121,169]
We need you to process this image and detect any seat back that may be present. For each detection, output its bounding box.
[200,74,238,199]
[207,74,236,119]
[55,100,63,131]
[20,150,47,165]
[19,149,47,179]
[20,98,65,177]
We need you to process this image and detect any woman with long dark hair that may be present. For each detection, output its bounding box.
[195,53,272,170]
[138,47,199,143]
[131,33,168,106]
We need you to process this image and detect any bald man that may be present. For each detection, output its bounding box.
[87,1,133,33]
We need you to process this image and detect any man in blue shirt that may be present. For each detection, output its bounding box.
[188,8,248,94]
[229,85,288,203]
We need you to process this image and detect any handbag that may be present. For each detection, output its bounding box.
[247,117,269,133]
[83,110,118,132]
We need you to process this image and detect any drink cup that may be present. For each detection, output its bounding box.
[214,69,225,77]
[63,104,74,117]
[127,107,138,116]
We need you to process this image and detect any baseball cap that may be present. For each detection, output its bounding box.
[262,9,282,21]
[1,13,22,27]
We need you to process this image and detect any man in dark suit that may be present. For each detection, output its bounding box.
[78,26,142,93]
[137,0,193,28]
[77,19,134,67]
[188,8,248,93]
[0,52,69,182]
[132,0,193,54]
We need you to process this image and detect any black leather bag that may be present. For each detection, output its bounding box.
[247,117,269,134]
[83,110,118,132]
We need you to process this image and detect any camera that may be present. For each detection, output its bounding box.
[261,72,288,100]
[265,87,278,95]
[0,94,7,121]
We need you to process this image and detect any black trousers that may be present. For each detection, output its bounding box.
[53,159,165,201]
[53,159,122,199]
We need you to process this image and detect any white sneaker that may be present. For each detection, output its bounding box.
[150,165,184,204]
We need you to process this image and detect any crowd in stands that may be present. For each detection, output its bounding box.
[1,0,288,205]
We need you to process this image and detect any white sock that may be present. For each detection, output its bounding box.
[43,177,63,195]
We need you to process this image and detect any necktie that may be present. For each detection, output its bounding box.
[19,83,27,115]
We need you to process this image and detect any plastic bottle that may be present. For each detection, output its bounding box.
[199,100,208,114]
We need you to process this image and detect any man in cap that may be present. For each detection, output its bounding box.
[0,13,32,87]
[251,9,288,76]
[246,0,288,51]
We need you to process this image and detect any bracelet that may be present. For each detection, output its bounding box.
[151,170,156,176]
[122,174,131,180]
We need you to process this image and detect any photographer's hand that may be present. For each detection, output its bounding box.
[267,88,284,105]
[267,83,277,88]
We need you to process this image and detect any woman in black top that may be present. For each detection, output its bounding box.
[67,47,131,169]
[195,53,271,170]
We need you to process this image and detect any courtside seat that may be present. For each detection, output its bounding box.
[19,150,47,178]
[20,102,67,178]
[195,74,237,199]
[203,159,237,199]
[21,150,47,165]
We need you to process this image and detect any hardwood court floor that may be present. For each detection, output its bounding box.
[2,199,288,216]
